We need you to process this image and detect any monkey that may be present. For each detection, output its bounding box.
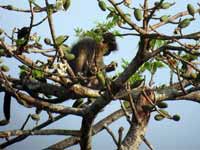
[16,27,30,54]
[69,32,117,107]
[69,32,117,78]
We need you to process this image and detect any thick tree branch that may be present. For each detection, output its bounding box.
[0,129,80,138]
[46,108,131,149]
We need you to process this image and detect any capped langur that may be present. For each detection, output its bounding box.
[69,32,117,77]
[70,32,117,107]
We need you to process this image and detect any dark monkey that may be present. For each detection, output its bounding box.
[70,32,117,107]
[69,32,117,77]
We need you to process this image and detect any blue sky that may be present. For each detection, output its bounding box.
[0,0,200,150]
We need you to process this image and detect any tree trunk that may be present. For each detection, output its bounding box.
[121,89,154,150]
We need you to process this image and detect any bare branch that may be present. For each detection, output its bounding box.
[0,129,80,138]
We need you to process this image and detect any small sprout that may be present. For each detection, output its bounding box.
[134,8,143,21]
[160,2,174,9]
[31,114,40,121]
[187,4,195,17]
[1,65,9,72]
[0,28,4,35]
[44,38,51,45]
[63,0,71,10]
[156,102,168,109]
[142,104,154,112]
[154,114,165,121]
[98,1,107,11]
[172,114,180,121]
[178,18,194,29]
[160,15,169,22]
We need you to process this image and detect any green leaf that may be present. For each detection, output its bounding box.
[32,69,44,79]
[98,1,107,11]
[60,44,70,52]
[178,18,193,28]
[64,52,75,61]
[123,101,130,109]
[154,114,165,121]
[141,62,151,72]
[182,54,198,61]
[149,39,166,49]
[160,15,169,22]
[55,35,68,46]
[160,2,174,9]
[152,61,165,74]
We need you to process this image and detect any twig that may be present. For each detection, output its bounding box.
[117,127,124,150]
[141,135,154,150]
[0,4,57,13]
[103,124,118,146]
[0,129,80,138]
[119,100,132,124]
[0,114,67,148]
[108,0,146,34]
[176,66,187,94]
[45,0,75,79]
[20,114,31,130]
[126,83,141,124]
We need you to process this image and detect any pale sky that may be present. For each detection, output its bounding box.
[0,0,200,150]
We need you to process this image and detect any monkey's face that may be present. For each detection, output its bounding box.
[102,32,118,56]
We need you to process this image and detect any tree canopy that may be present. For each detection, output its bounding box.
[0,0,200,150]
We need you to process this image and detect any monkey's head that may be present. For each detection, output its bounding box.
[102,32,118,56]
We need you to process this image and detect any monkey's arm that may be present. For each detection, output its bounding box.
[105,61,118,72]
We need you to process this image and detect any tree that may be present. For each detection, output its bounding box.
[0,0,200,150]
